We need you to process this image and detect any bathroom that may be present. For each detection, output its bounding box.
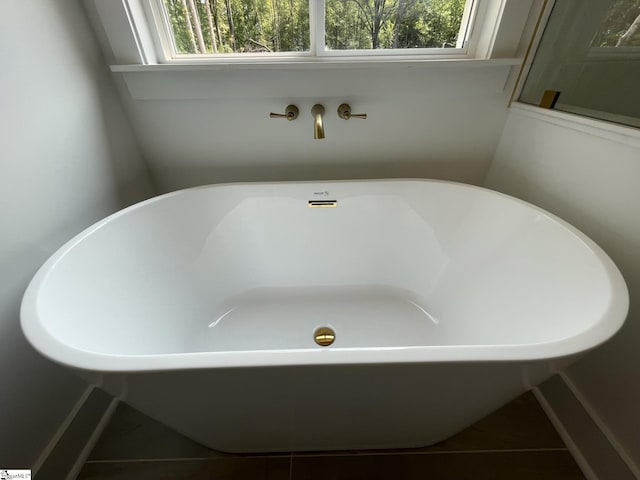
[1,0,639,478]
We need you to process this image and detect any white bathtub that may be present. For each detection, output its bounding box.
[21,179,628,452]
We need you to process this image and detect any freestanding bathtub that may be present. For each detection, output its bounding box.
[21,179,628,452]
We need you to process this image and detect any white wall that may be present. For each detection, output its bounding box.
[114,63,516,192]
[83,0,544,194]
[485,104,640,473]
[0,0,154,467]
[83,0,545,194]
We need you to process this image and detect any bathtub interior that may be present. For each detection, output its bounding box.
[34,181,617,356]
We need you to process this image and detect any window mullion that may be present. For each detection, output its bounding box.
[309,0,326,56]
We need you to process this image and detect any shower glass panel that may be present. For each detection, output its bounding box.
[520,0,640,128]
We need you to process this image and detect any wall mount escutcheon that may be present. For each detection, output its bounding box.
[337,103,367,120]
[269,105,299,120]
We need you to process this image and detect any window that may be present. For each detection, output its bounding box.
[159,0,310,54]
[590,0,640,49]
[519,0,640,128]
[90,0,533,68]
[149,0,475,60]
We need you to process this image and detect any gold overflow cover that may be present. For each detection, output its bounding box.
[314,327,336,347]
[308,200,338,208]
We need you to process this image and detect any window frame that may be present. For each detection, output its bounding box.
[88,0,534,67]
[513,0,640,130]
[146,0,478,62]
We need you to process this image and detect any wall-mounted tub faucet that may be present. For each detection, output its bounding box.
[311,104,325,139]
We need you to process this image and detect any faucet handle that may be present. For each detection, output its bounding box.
[337,103,367,120]
[270,104,299,121]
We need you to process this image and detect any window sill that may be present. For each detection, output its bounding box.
[113,58,521,100]
[110,57,521,73]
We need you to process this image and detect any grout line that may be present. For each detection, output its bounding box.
[66,397,120,480]
[289,453,293,480]
[291,448,569,458]
[85,455,293,464]
[32,385,95,476]
[83,447,569,464]
[533,386,598,480]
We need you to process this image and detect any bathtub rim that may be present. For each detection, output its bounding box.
[20,178,629,373]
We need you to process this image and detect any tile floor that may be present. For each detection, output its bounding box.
[77,391,585,479]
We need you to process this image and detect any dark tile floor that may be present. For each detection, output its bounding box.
[78,391,586,479]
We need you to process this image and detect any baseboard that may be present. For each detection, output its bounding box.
[533,374,639,480]
[31,385,94,475]
[33,386,118,479]
[64,395,118,480]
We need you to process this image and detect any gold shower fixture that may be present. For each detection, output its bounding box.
[314,327,335,346]
[337,103,367,120]
[269,105,299,120]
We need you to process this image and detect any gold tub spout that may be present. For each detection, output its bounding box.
[311,104,325,139]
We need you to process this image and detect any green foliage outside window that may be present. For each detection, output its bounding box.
[591,0,640,47]
[162,0,466,54]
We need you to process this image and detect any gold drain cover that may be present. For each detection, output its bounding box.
[314,327,335,347]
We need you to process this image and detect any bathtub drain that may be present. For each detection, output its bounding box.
[314,327,335,347]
